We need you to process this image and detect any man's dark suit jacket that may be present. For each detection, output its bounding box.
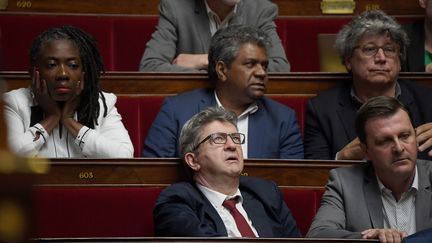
[402,20,425,72]
[304,79,432,160]
[154,176,301,237]
[403,228,432,243]
[142,88,304,159]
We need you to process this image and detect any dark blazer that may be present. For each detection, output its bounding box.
[154,176,301,237]
[402,20,425,72]
[304,79,432,160]
[142,88,304,159]
[403,228,432,243]
[139,0,289,72]
[307,160,432,238]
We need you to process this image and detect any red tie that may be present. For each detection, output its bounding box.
[222,197,256,238]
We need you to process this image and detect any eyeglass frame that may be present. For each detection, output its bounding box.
[193,132,245,151]
[354,43,400,58]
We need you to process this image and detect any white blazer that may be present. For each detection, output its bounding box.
[3,87,134,158]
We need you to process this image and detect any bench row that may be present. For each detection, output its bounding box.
[115,94,310,157]
[0,13,421,72]
[34,186,323,238]
[2,0,425,16]
[4,157,359,239]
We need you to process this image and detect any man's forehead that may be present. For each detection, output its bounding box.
[365,109,413,134]
[201,120,237,133]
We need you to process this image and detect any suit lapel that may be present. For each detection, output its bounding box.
[398,81,419,124]
[336,87,358,141]
[194,0,211,48]
[247,102,264,157]
[415,162,432,231]
[363,165,384,228]
[242,191,273,237]
[229,1,244,25]
[198,89,217,112]
[194,184,228,235]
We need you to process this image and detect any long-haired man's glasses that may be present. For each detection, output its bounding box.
[194,132,245,150]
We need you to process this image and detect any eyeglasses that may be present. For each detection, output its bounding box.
[194,132,245,150]
[355,44,399,58]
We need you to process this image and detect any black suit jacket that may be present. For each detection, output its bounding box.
[153,176,301,237]
[304,79,432,160]
[402,20,425,72]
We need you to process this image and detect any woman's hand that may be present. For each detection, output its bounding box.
[31,68,61,134]
[61,73,85,137]
[62,72,84,122]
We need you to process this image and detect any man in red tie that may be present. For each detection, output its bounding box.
[153,106,300,237]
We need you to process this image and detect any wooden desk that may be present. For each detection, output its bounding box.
[34,237,378,242]
[2,71,432,95]
[3,0,422,16]
[35,159,361,188]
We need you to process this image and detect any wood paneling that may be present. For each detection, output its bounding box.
[2,0,423,16]
[35,159,360,188]
[2,71,432,95]
[34,237,379,242]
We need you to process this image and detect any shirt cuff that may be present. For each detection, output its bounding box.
[31,123,49,143]
[75,126,91,150]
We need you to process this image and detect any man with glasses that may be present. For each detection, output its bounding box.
[143,25,303,159]
[153,106,301,237]
[304,10,432,160]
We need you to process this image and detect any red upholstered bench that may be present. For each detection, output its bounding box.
[33,186,323,238]
[34,186,163,238]
[115,95,310,157]
[282,188,323,236]
[276,16,422,71]
[0,13,421,72]
[116,95,165,157]
[0,13,157,71]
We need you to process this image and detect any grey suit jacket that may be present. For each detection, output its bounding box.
[139,0,289,72]
[307,160,432,239]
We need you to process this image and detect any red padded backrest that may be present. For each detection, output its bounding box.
[116,95,308,157]
[34,186,163,238]
[115,95,309,156]
[116,95,165,157]
[112,16,158,71]
[282,188,324,237]
[33,186,324,238]
[270,95,311,135]
[0,14,114,71]
[0,14,421,72]
[115,96,142,157]
[276,17,350,72]
[0,14,158,71]
[138,96,166,152]
[276,16,422,72]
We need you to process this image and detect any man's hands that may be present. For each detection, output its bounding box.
[31,69,84,137]
[31,69,61,134]
[62,73,84,123]
[337,137,365,160]
[172,54,208,70]
[416,122,432,156]
[362,228,407,243]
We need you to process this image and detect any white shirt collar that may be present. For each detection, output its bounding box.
[377,165,419,192]
[213,91,258,117]
[197,183,243,209]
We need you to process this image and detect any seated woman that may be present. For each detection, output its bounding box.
[3,25,134,158]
